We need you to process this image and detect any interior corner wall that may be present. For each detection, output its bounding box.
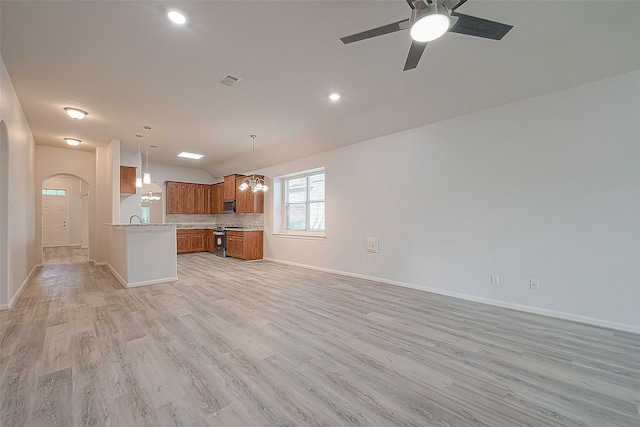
[94,146,111,264]
[0,54,36,308]
[261,70,640,332]
[109,140,120,224]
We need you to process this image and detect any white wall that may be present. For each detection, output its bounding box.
[0,54,36,309]
[35,146,96,265]
[43,176,83,245]
[261,70,640,332]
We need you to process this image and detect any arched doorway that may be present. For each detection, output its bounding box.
[41,174,90,265]
[0,121,9,307]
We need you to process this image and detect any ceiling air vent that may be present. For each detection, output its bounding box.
[218,74,242,87]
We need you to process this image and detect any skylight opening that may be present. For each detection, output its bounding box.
[178,152,204,160]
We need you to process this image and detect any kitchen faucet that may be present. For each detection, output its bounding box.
[129,215,142,224]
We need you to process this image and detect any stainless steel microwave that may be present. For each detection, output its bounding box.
[222,199,235,214]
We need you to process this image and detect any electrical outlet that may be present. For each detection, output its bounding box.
[366,238,379,253]
[491,274,499,285]
[529,279,539,291]
[367,257,373,265]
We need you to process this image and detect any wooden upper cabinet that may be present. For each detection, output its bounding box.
[180,183,195,214]
[223,174,243,200]
[120,166,137,195]
[194,184,208,214]
[166,181,181,214]
[210,183,223,214]
[235,175,265,214]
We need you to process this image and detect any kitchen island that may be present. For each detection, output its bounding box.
[107,223,178,287]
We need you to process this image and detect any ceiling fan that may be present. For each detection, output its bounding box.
[340,0,513,71]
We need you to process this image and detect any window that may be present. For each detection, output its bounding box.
[285,173,325,231]
[274,168,325,237]
[140,206,150,224]
[42,188,66,196]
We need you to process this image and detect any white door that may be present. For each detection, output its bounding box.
[43,199,68,247]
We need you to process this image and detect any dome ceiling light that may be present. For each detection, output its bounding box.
[64,138,81,146]
[64,107,87,120]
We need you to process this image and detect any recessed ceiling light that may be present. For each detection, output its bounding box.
[64,107,87,120]
[168,10,187,25]
[329,93,341,102]
[64,138,81,146]
[178,152,204,160]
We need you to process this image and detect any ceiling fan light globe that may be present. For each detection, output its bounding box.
[410,13,450,42]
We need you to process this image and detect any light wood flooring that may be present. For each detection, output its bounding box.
[1,252,639,426]
[42,246,88,265]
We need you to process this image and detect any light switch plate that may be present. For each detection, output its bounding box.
[366,238,379,253]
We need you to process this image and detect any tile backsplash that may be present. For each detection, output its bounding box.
[165,213,264,227]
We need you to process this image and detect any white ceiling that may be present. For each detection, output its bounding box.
[2,1,639,178]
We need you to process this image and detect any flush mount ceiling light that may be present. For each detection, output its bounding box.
[177,152,204,160]
[64,107,87,120]
[239,135,268,193]
[64,138,81,146]
[168,10,187,25]
[329,93,341,102]
[410,1,451,42]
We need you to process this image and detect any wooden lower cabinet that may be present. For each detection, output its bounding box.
[225,230,263,260]
[176,232,190,254]
[206,234,215,253]
[176,229,210,254]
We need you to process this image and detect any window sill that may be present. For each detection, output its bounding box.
[272,232,326,241]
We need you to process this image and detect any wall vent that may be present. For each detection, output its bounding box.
[218,74,242,87]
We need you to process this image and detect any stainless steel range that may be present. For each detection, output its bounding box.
[213,227,226,257]
[213,226,245,257]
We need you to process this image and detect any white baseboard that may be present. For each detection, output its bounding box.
[126,277,179,288]
[6,264,42,309]
[264,258,640,335]
[106,263,127,287]
[105,263,177,288]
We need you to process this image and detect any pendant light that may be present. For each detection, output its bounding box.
[238,135,268,193]
[143,144,151,185]
[135,145,143,188]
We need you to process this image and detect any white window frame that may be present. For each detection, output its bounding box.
[273,167,326,239]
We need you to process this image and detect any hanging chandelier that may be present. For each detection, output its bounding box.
[238,135,268,193]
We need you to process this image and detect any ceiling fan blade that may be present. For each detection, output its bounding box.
[403,40,428,71]
[340,19,409,44]
[451,0,470,11]
[449,13,513,40]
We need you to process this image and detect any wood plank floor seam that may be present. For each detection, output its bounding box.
[0,248,638,426]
